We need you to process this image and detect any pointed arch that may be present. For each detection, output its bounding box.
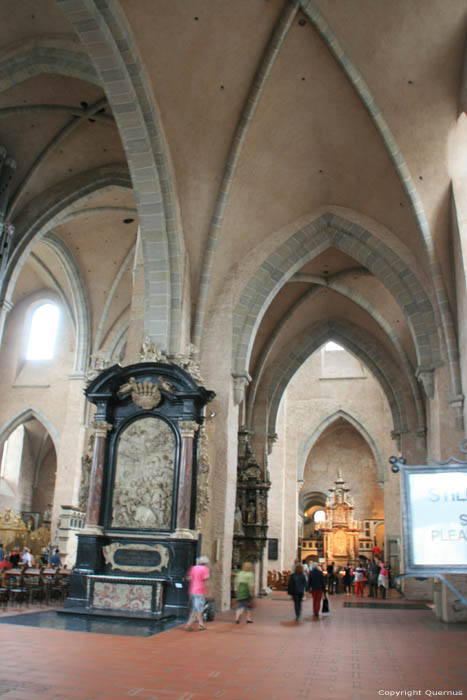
[300,0,461,400]
[233,212,441,380]
[43,232,91,376]
[0,38,99,93]
[246,272,426,432]
[297,409,386,485]
[267,318,415,438]
[3,165,131,300]
[57,0,185,353]
[0,406,59,453]
[0,166,130,373]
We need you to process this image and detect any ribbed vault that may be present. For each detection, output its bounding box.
[1,165,132,304]
[246,273,426,431]
[266,318,416,437]
[233,212,441,384]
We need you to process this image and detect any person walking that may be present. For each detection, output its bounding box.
[343,564,353,595]
[378,562,389,598]
[185,555,210,631]
[287,563,308,621]
[354,564,366,597]
[326,561,335,594]
[308,562,326,618]
[234,561,255,624]
[368,559,380,598]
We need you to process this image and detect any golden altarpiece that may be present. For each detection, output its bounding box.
[315,472,361,566]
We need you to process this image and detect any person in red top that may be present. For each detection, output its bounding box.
[185,556,210,631]
[0,558,12,571]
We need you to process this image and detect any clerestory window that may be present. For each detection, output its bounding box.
[26,302,59,360]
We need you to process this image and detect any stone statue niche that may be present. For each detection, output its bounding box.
[65,360,214,620]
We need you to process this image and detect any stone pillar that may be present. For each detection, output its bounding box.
[123,229,145,364]
[52,377,88,533]
[176,421,199,530]
[0,298,13,348]
[85,420,112,532]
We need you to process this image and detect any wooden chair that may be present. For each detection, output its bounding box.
[6,566,29,606]
[24,566,47,604]
[47,568,69,603]
[0,570,9,610]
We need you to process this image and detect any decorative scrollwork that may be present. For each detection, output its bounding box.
[118,377,162,410]
[195,425,211,530]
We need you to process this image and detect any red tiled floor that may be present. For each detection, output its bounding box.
[0,592,466,699]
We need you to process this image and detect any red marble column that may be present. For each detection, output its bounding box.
[176,421,199,530]
[86,421,112,529]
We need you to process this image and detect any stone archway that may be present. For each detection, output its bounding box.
[0,409,58,527]
[232,212,442,381]
[297,408,386,485]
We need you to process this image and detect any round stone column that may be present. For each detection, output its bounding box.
[176,421,199,530]
[85,420,113,531]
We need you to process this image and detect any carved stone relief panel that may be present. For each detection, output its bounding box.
[111,417,175,529]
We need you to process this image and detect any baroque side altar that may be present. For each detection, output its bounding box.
[316,471,361,566]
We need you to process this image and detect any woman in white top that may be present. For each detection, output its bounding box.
[378,563,389,598]
[21,547,34,567]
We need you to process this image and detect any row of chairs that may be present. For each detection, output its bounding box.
[267,570,290,591]
[0,565,69,609]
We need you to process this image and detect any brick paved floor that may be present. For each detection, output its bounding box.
[0,592,466,700]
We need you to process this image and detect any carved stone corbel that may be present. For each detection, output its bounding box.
[267,432,278,455]
[415,366,435,399]
[232,373,251,405]
[416,427,427,441]
[390,430,402,452]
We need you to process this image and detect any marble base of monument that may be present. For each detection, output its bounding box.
[65,532,197,620]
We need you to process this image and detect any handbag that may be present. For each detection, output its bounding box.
[322,594,329,614]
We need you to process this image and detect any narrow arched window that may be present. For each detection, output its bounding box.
[26,303,59,360]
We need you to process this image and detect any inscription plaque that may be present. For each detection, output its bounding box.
[268,538,278,560]
[103,542,170,573]
[114,549,161,569]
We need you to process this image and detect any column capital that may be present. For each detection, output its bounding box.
[178,420,199,438]
[91,420,113,438]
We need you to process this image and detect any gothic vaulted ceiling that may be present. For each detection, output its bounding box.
[0,0,465,436]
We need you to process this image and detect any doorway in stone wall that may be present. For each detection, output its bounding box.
[0,416,57,529]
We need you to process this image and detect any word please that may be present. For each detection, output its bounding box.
[431,528,467,541]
